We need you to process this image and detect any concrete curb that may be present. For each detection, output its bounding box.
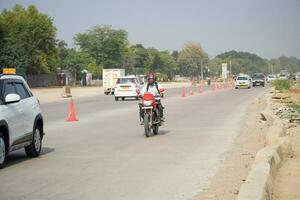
[237,94,291,200]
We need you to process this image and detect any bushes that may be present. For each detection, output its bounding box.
[272,79,294,92]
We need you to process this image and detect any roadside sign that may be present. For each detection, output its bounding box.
[222,63,228,79]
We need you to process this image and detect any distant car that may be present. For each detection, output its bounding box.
[279,74,288,80]
[252,73,265,87]
[0,73,44,168]
[114,76,142,101]
[267,74,276,82]
[289,74,296,81]
[235,75,251,89]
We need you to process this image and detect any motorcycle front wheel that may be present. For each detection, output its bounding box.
[144,113,152,137]
[153,125,159,135]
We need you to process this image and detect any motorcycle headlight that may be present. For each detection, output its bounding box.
[143,100,153,106]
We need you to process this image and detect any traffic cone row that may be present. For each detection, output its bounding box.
[181,84,203,98]
[210,81,235,91]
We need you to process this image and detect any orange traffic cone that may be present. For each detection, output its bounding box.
[181,87,186,97]
[198,84,203,94]
[67,98,78,122]
[189,86,194,96]
[211,83,216,91]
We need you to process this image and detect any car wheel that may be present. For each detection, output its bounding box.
[115,97,119,101]
[25,125,42,158]
[104,92,109,95]
[0,132,6,169]
[122,97,125,101]
[235,87,238,89]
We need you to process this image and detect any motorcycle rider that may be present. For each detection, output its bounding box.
[139,72,165,122]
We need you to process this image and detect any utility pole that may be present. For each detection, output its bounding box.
[201,60,204,82]
[229,60,232,76]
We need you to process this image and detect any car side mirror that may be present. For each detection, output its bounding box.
[5,94,21,104]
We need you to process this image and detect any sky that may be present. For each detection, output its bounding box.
[1,0,300,59]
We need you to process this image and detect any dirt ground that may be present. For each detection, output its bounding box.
[273,126,300,200]
[191,97,268,200]
[273,87,300,200]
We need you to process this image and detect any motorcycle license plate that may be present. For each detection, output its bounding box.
[142,106,153,109]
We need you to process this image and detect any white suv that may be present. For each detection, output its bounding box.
[0,74,44,168]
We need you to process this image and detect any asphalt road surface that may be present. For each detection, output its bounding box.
[0,86,267,200]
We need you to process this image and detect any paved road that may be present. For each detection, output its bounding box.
[0,86,267,200]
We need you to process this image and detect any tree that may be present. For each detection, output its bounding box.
[0,4,57,74]
[178,42,209,78]
[74,25,129,68]
[211,50,269,75]
[157,51,178,80]
[62,49,94,83]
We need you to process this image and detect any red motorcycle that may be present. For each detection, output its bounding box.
[139,91,164,137]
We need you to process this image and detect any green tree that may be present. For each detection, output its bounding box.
[0,4,57,74]
[211,50,269,75]
[87,59,103,79]
[74,25,129,68]
[63,49,94,82]
[178,42,209,78]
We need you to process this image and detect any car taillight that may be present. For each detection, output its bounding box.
[116,79,120,84]
[132,79,136,84]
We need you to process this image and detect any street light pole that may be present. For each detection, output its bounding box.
[201,60,204,81]
[229,60,232,76]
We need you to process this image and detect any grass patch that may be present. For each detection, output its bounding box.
[288,102,300,113]
[272,79,294,92]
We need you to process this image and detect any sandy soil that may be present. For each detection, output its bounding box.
[191,97,268,200]
[273,126,300,200]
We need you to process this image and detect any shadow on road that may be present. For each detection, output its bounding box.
[157,130,170,135]
[4,147,55,168]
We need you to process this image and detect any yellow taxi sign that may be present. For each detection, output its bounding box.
[2,68,16,75]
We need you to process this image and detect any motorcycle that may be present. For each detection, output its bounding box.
[139,90,165,137]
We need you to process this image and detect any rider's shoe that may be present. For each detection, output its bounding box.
[140,121,144,125]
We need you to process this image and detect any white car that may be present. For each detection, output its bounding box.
[278,74,288,80]
[235,75,251,89]
[114,76,142,101]
[267,74,276,82]
[0,73,44,168]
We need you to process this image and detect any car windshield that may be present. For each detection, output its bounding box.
[237,77,248,80]
[268,75,275,78]
[252,74,264,78]
[280,74,286,77]
[118,78,136,84]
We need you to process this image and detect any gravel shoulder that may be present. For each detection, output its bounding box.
[191,96,268,200]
